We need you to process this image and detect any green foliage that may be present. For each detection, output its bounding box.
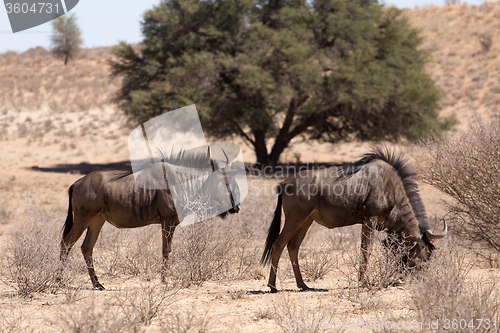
[50,14,82,65]
[110,0,452,164]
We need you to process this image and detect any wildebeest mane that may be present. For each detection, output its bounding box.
[339,146,431,234]
[113,147,212,181]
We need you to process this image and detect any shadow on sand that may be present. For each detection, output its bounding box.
[30,160,346,178]
[246,288,329,295]
[30,160,132,175]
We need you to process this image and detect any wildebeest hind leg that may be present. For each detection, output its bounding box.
[268,217,309,293]
[287,217,313,291]
[80,215,105,290]
[58,219,89,284]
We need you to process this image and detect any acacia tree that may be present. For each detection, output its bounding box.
[50,14,82,65]
[110,0,452,165]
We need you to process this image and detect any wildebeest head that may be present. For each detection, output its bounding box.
[386,218,448,268]
[207,149,240,218]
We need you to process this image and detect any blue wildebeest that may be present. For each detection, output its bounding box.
[60,149,239,290]
[261,147,447,293]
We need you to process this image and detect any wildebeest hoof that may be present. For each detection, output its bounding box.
[268,284,278,293]
[92,278,105,290]
[93,283,105,290]
[299,285,310,291]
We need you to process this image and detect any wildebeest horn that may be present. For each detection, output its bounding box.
[222,149,233,169]
[425,217,448,240]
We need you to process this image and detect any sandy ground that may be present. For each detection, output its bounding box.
[0,106,475,333]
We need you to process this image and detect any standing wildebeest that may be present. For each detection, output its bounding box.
[261,147,447,293]
[60,150,240,290]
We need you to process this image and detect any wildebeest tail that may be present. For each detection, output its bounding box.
[261,184,283,265]
[63,186,74,239]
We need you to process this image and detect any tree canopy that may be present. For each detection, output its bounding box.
[110,0,452,165]
[50,14,82,65]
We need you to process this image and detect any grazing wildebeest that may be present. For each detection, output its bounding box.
[261,147,447,293]
[60,149,240,290]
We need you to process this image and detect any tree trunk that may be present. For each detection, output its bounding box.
[267,92,308,165]
[268,136,290,166]
[253,130,269,166]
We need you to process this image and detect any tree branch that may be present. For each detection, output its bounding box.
[231,120,255,147]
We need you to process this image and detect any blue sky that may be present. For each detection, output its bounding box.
[0,0,488,54]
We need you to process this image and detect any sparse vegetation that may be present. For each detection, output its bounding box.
[55,295,141,333]
[0,47,121,117]
[414,114,500,255]
[121,281,177,326]
[410,240,500,332]
[2,1,500,332]
[3,206,64,297]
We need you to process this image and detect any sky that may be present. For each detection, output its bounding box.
[0,0,489,54]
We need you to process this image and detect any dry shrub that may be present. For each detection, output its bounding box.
[159,307,212,333]
[410,242,500,332]
[55,295,141,333]
[300,243,337,282]
[167,221,235,286]
[414,114,500,255]
[272,294,332,333]
[115,228,162,279]
[3,206,64,297]
[120,281,177,326]
[340,230,412,293]
[227,289,247,300]
[363,233,413,289]
[253,307,274,321]
[90,225,163,281]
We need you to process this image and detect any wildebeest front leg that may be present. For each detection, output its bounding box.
[359,217,377,285]
[161,217,178,283]
[81,215,106,290]
[287,217,313,291]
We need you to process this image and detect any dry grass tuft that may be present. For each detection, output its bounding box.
[300,243,337,282]
[120,281,177,326]
[272,294,331,333]
[410,240,500,332]
[159,307,213,333]
[55,295,142,333]
[167,221,237,286]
